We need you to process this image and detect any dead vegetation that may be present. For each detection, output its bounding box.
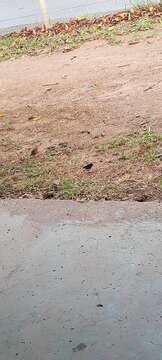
[1,4,162,60]
[0,122,161,200]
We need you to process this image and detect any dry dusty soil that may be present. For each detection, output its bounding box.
[0,35,162,200]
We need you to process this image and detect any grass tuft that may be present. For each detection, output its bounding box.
[61,178,86,199]
[100,129,162,163]
[141,130,159,148]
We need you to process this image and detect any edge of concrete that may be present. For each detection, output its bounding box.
[0,200,161,224]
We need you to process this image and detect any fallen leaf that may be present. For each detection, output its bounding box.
[0,5,161,41]
[129,40,140,45]
[116,31,124,36]
[118,12,127,19]
[108,26,114,31]
[28,115,41,121]
[0,113,5,118]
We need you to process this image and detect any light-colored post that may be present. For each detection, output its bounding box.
[39,0,49,28]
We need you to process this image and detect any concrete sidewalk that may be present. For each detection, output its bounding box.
[0,0,130,33]
[0,200,162,360]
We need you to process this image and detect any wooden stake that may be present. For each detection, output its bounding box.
[39,0,49,28]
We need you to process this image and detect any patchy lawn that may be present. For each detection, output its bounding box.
[0,128,162,200]
[0,12,162,201]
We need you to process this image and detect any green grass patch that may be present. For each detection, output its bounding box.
[140,130,162,148]
[99,182,120,196]
[0,127,161,199]
[0,160,86,199]
[100,130,139,151]
[143,149,158,161]
[100,129,162,162]
[60,178,86,199]
[133,16,156,31]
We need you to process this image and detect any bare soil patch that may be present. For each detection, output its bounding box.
[0,34,162,200]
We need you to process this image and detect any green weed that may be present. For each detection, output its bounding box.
[141,130,159,148]
[100,143,108,153]
[61,178,86,199]
[99,182,120,197]
[143,150,158,161]
[134,16,155,31]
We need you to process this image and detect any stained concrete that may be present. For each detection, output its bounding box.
[0,200,162,360]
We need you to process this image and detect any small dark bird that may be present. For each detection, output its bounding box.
[30,147,38,157]
[83,163,93,171]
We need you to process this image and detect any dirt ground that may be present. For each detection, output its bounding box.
[0,35,162,200]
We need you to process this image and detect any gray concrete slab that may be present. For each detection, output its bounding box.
[0,200,162,360]
[0,0,129,29]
